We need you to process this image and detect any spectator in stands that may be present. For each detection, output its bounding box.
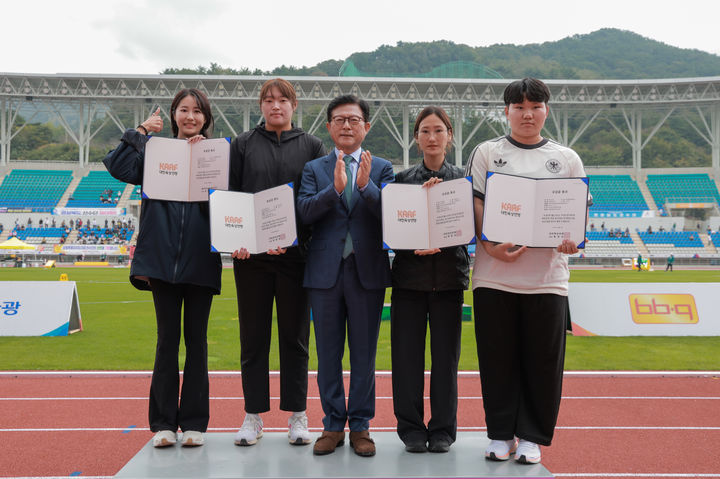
[672,223,676,231]
[589,223,595,231]
[466,78,589,465]
[666,254,674,272]
[600,222,605,231]
[104,88,221,449]
[647,225,652,234]
[390,107,469,454]
[228,78,326,448]
[624,227,630,237]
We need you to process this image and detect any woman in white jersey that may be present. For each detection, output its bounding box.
[466,78,589,465]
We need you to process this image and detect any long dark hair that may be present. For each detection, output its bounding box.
[170,88,214,138]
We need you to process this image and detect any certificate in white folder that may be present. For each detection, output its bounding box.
[481,172,589,248]
[142,136,230,202]
[381,177,475,250]
[209,184,298,254]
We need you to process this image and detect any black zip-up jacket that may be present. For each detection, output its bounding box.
[229,123,326,262]
[103,129,222,293]
[391,161,470,291]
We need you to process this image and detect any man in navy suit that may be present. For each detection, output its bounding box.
[297,95,394,457]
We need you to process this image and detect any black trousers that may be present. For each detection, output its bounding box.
[233,258,310,413]
[473,288,566,446]
[391,288,463,443]
[148,279,213,433]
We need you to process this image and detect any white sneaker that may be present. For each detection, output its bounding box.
[152,430,177,448]
[181,430,204,447]
[234,413,263,446]
[484,438,518,461]
[515,439,541,464]
[288,412,311,445]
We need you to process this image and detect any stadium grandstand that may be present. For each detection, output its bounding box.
[1,73,720,266]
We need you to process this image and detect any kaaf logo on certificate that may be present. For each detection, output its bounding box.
[397,210,417,223]
[628,294,698,324]
[224,216,243,229]
[500,202,522,218]
[158,162,179,176]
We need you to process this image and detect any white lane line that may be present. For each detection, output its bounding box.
[3,395,719,401]
[1,474,717,478]
[0,477,112,479]
[82,297,236,305]
[555,475,720,478]
[3,426,719,433]
[1,370,718,377]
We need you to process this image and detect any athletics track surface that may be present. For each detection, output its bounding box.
[0,371,719,479]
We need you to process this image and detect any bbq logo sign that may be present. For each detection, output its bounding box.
[568,283,719,336]
[629,294,698,324]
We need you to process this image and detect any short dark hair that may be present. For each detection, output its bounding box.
[503,78,551,105]
[259,78,297,105]
[326,94,370,123]
[170,88,214,138]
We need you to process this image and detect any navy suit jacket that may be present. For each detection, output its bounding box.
[297,150,394,290]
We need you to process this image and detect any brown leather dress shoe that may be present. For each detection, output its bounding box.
[349,430,376,457]
[313,430,345,456]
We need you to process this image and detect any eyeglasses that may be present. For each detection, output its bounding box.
[330,116,364,126]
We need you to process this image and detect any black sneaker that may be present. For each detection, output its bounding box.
[428,436,451,453]
[404,438,427,453]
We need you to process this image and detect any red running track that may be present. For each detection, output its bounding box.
[0,371,719,478]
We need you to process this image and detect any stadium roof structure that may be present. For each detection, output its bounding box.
[1,73,719,170]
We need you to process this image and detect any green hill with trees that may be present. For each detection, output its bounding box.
[164,28,720,79]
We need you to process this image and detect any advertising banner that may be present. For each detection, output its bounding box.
[53,207,126,216]
[0,281,82,336]
[568,282,720,336]
[56,244,128,255]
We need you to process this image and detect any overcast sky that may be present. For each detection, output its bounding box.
[3,0,718,75]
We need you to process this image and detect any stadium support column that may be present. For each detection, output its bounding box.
[713,104,720,171]
[631,109,643,171]
[243,105,250,133]
[0,98,6,165]
[454,105,464,167]
[402,104,409,169]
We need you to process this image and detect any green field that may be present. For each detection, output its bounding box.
[0,267,718,371]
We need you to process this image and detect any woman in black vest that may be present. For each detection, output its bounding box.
[391,106,470,453]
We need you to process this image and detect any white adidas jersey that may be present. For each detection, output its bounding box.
[466,135,589,296]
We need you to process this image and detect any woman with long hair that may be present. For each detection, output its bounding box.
[103,88,222,448]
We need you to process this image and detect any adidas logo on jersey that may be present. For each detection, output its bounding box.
[494,158,507,168]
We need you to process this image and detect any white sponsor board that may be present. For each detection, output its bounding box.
[53,207,126,216]
[59,244,127,254]
[568,282,720,336]
[0,281,82,336]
